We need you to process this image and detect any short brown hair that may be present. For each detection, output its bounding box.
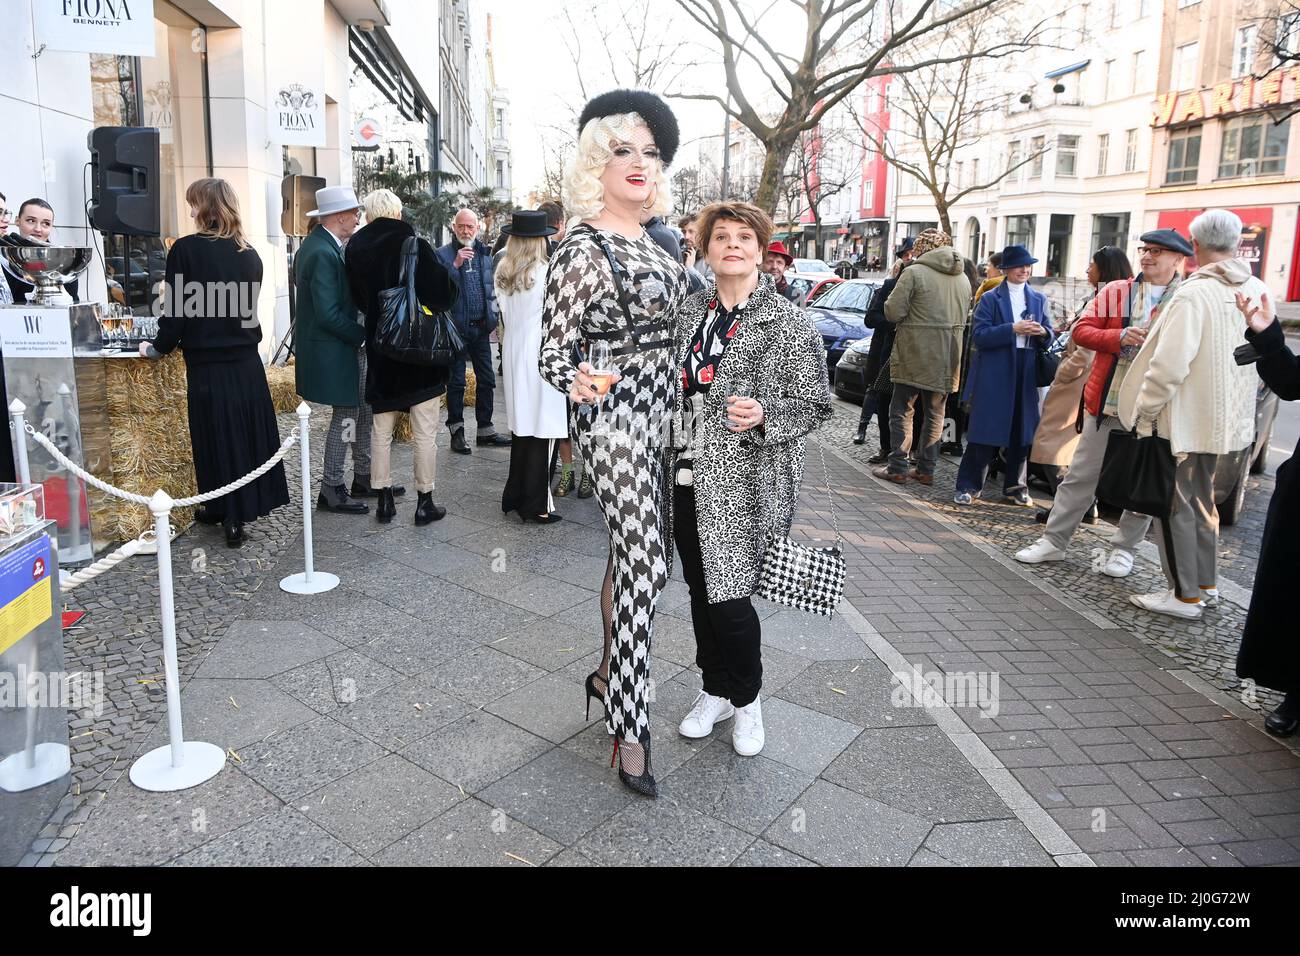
[695,201,773,259]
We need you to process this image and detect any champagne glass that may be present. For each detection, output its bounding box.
[588,341,616,434]
[724,382,753,430]
[119,308,135,348]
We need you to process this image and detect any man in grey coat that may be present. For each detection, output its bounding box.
[873,228,970,485]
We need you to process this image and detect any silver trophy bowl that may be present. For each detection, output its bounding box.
[2,246,93,306]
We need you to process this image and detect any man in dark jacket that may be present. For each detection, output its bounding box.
[437,208,508,453]
[294,185,370,514]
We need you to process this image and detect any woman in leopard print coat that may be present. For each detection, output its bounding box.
[672,201,833,756]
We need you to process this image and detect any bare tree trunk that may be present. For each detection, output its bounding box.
[756,132,799,214]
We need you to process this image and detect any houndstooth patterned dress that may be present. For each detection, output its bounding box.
[539,223,687,745]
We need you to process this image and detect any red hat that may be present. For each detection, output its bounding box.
[767,240,794,266]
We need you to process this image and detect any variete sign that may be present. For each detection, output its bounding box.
[35,0,156,57]
[1152,68,1300,127]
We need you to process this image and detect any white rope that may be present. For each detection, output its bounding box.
[60,530,162,590]
[23,422,299,507]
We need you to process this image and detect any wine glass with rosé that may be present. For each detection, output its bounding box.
[588,340,617,434]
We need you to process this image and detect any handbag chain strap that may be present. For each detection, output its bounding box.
[814,439,842,550]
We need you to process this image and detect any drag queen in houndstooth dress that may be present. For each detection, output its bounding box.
[539,90,687,797]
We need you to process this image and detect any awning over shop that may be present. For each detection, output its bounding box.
[1045,60,1090,79]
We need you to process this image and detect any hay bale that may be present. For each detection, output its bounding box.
[265,363,299,414]
[440,367,476,408]
[392,412,412,444]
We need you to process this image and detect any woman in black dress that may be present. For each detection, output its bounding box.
[141,177,289,547]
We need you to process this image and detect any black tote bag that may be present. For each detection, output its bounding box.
[1096,425,1176,520]
[374,236,463,366]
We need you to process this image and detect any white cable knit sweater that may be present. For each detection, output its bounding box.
[1117,258,1263,456]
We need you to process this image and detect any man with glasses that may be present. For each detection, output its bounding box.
[294,185,372,514]
[436,207,508,454]
[1014,228,1192,575]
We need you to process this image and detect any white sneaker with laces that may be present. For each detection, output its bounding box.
[1200,587,1220,606]
[953,492,974,505]
[732,697,765,756]
[1130,589,1203,620]
[678,691,734,739]
[1015,538,1066,564]
[1101,549,1135,578]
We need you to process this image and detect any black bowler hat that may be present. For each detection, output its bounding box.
[999,244,1038,269]
[500,210,557,239]
[578,89,680,167]
[895,236,914,256]
[1139,228,1194,257]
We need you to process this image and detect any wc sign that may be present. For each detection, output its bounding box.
[35,0,156,57]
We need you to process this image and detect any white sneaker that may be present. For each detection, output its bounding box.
[953,492,974,505]
[1015,538,1066,564]
[1200,587,1220,606]
[1130,589,1203,620]
[1101,549,1135,578]
[732,697,765,756]
[678,691,734,739]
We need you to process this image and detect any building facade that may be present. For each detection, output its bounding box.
[2,0,496,356]
[1144,0,1300,301]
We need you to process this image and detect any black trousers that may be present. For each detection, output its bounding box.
[673,483,762,707]
[502,435,555,517]
[856,390,891,451]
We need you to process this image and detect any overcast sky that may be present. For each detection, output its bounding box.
[484,0,813,203]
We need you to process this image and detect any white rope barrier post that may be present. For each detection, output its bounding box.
[280,402,338,594]
[129,490,224,792]
[8,399,32,486]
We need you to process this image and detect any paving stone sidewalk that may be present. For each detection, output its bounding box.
[34,399,1300,866]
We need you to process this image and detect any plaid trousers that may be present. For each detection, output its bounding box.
[322,346,372,487]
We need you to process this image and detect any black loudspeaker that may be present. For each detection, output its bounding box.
[281,175,325,237]
[88,126,160,236]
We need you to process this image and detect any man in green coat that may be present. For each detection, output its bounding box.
[874,228,970,485]
[294,185,370,514]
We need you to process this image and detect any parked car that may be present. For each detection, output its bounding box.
[805,278,878,383]
[1213,381,1280,525]
[791,257,834,274]
[785,272,842,308]
[833,334,873,403]
[833,259,859,279]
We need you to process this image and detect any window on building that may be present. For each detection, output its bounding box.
[1056,134,1080,176]
[1029,136,1045,178]
[972,157,980,185]
[1165,126,1202,183]
[1097,133,1110,175]
[1130,50,1143,95]
[1103,59,1115,100]
[1108,0,1120,29]
[1091,212,1131,251]
[1234,25,1258,77]
[1124,128,1139,171]
[1218,115,1290,177]
[863,180,873,205]
[1174,42,1198,90]
[1279,13,1300,67]
[1137,0,1151,16]
[1008,140,1022,179]
[1006,214,1036,250]
[955,161,964,188]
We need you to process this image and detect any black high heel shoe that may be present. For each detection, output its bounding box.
[584,670,606,720]
[611,737,657,798]
[223,517,245,548]
[520,512,563,524]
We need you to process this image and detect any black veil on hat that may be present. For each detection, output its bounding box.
[577,89,681,167]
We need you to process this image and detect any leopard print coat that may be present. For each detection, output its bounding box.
[672,271,834,603]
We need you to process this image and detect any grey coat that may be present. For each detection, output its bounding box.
[672,272,834,603]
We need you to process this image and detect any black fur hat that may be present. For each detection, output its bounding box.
[577,89,680,167]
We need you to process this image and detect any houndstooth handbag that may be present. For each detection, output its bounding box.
[754,443,846,616]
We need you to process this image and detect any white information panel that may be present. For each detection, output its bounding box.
[0,308,73,360]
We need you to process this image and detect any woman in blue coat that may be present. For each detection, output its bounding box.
[955,245,1053,505]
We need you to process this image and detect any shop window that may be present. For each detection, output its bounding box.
[1165,127,1201,184]
[91,1,211,316]
[1006,214,1036,250]
[1218,115,1290,178]
[1091,212,1130,252]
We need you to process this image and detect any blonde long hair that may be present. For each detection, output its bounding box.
[186,178,250,251]
[494,235,549,295]
[565,112,672,222]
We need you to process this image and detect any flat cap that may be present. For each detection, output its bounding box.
[1140,228,1194,257]
[578,89,680,167]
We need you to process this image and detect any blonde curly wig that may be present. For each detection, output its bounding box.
[565,112,672,223]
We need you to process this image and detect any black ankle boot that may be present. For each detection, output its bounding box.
[853,425,867,445]
[376,487,396,524]
[1265,692,1299,737]
[414,491,446,525]
[223,517,244,548]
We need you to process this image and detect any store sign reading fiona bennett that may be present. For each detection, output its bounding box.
[1152,68,1300,127]
[35,0,156,58]
[265,0,326,147]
